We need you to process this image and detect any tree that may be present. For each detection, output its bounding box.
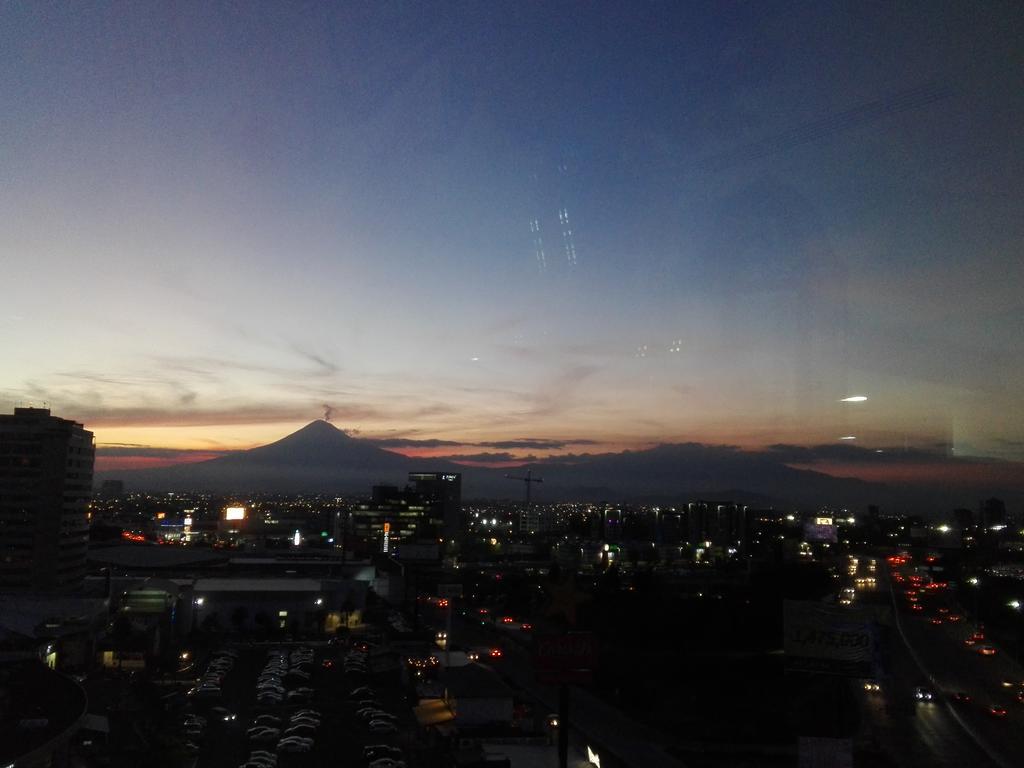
[253,611,271,635]
[111,614,135,649]
[341,596,356,630]
[201,613,221,634]
[230,606,249,634]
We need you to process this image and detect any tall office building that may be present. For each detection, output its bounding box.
[686,501,747,550]
[0,408,94,591]
[408,472,462,537]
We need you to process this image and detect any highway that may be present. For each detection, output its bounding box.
[855,603,999,768]
[888,556,1024,768]
[860,554,1024,768]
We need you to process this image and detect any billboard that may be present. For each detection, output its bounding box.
[784,600,878,677]
[224,506,246,521]
[535,632,599,684]
[803,516,837,543]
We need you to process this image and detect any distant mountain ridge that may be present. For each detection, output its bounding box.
[100,420,898,509]
[106,420,460,493]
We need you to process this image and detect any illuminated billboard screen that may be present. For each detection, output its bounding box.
[225,506,246,521]
[804,517,837,543]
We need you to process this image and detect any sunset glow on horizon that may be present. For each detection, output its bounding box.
[2,3,1023,487]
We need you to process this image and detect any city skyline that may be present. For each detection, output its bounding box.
[3,3,1023,485]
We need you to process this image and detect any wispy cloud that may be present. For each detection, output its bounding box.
[435,451,531,463]
[96,444,235,458]
[369,437,464,448]
[476,438,599,449]
[363,435,600,450]
[291,346,340,375]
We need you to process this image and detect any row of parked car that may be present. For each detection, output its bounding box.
[349,680,398,737]
[363,743,404,768]
[257,647,315,706]
[191,648,239,700]
[181,649,241,753]
[246,708,322,761]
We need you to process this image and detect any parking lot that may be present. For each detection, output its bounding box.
[179,638,415,768]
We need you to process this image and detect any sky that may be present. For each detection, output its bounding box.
[2,1,1023,482]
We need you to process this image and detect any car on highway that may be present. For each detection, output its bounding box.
[987,703,1008,718]
[978,645,998,656]
[913,686,934,702]
[930,617,943,625]
[863,680,880,692]
[951,692,973,704]
[368,720,398,734]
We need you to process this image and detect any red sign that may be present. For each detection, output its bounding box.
[535,632,599,671]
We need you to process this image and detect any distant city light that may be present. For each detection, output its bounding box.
[936,524,951,533]
[225,506,246,521]
[293,529,301,546]
[840,395,868,402]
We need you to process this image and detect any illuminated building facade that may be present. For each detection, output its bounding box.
[408,471,462,537]
[351,484,446,554]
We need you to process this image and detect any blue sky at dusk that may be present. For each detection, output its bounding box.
[2,2,1023,477]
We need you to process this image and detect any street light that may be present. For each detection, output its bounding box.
[1008,600,1020,610]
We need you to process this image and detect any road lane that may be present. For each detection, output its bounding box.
[886,559,1024,768]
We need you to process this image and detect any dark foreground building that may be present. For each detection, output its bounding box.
[0,408,94,591]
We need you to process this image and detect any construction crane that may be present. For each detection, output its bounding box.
[505,469,543,505]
